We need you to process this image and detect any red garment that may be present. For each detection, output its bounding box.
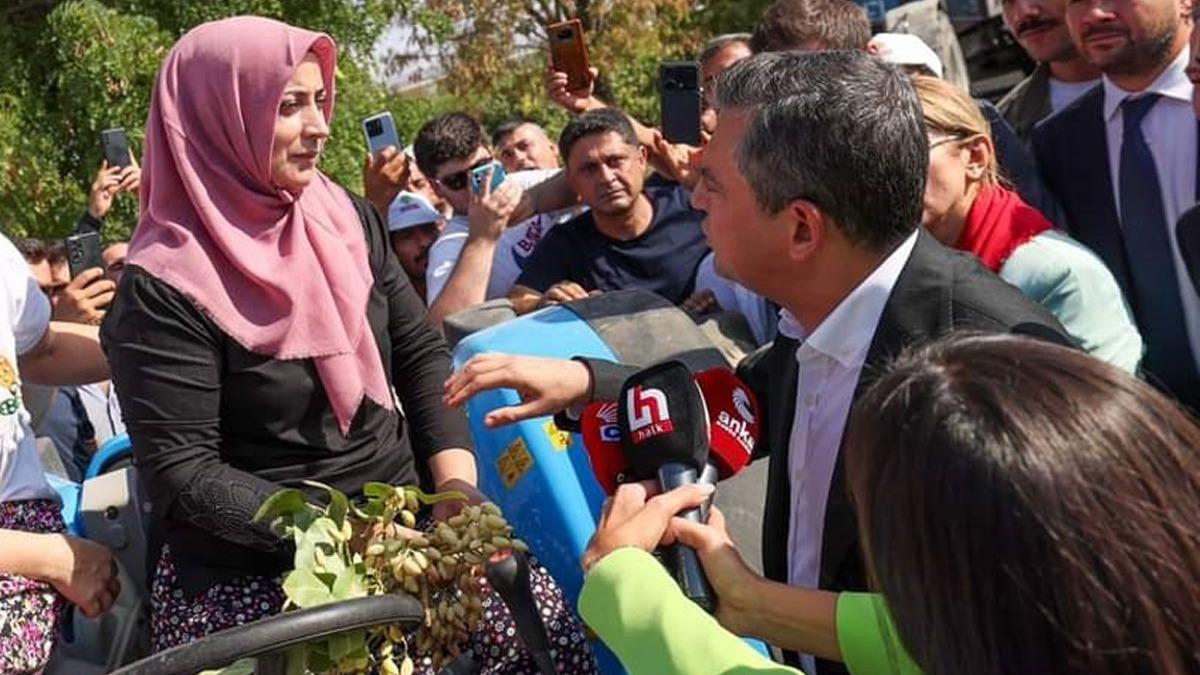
[955,184,1052,273]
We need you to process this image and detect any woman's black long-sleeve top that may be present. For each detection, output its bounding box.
[101,190,473,594]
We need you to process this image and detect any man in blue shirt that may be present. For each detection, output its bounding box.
[508,109,710,314]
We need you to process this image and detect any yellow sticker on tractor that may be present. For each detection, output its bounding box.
[497,437,535,489]
[544,420,572,452]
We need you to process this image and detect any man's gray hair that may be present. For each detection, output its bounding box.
[713,50,928,251]
[699,33,753,66]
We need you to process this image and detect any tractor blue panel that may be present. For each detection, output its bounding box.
[453,303,772,670]
[453,305,614,602]
[86,434,132,480]
[46,473,83,536]
[453,305,622,673]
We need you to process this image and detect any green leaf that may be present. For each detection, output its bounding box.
[363,481,396,499]
[253,489,308,524]
[327,630,365,661]
[198,659,256,675]
[303,480,350,528]
[284,646,308,675]
[332,567,368,600]
[281,568,333,609]
[408,487,467,505]
[307,646,333,674]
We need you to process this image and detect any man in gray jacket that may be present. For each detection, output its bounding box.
[997,0,1101,144]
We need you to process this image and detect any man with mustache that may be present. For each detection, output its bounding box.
[1034,0,1200,412]
[997,0,1103,144]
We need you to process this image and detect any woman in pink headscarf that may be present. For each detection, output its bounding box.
[102,17,594,673]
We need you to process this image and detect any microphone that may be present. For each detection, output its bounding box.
[578,369,761,495]
[579,401,631,494]
[694,367,759,484]
[617,360,716,612]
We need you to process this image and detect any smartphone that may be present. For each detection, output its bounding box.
[470,161,507,195]
[659,62,703,147]
[548,19,591,91]
[101,127,132,168]
[362,112,401,156]
[66,231,105,279]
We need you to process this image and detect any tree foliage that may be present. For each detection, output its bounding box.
[0,0,762,242]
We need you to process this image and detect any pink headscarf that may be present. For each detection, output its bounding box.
[128,16,393,434]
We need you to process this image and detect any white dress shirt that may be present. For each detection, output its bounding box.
[1102,45,1200,372]
[778,231,919,673]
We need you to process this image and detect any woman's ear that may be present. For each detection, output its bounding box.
[964,135,994,183]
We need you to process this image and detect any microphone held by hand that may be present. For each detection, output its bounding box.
[617,360,716,612]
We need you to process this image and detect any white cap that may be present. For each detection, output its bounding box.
[387,192,442,232]
[869,33,944,79]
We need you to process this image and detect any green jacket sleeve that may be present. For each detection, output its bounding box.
[837,593,923,675]
[579,547,803,674]
[578,548,926,675]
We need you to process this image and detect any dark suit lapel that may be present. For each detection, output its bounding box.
[761,335,799,583]
[1063,89,1133,297]
[818,232,950,590]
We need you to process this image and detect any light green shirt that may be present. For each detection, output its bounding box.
[578,547,922,675]
[1000,231,1143,373]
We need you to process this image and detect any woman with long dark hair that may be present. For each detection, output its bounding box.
[845,334,1200,675]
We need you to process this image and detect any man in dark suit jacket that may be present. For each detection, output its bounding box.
[1033,0,1200,411]
[448,51,1069,674]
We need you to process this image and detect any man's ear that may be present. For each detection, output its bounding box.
[785,199,827,264]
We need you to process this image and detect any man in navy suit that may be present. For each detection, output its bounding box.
[1034,0,1200,411]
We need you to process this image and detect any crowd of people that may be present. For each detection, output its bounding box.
[1,0,1199,673]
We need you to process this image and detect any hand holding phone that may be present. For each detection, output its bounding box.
[362,112,401,156]
[470,161,508,195]
[101,128,132,169]
[659,62,703,147]
[548,20,592,93]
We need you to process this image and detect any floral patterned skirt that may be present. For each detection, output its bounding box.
[0,499,67,675]
[151,540,597,674]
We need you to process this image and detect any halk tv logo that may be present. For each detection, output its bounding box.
[626,386,674,444]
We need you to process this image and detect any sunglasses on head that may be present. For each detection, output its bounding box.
[437,157,493,192]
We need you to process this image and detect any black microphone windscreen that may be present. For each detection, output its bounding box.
[617,359,709,475]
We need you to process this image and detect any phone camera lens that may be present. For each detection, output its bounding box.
[557,29,574,40]
[366,120,382,136]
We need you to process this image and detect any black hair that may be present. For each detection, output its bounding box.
[558,108,639,166]
[714,50,926,252]
[412,112,487,178]
[751,0,871,53]
[847,333,1200,675]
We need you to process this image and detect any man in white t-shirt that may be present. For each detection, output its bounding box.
[0,234,110,502]
[996,0,1103,144]
[413,112,582,327]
